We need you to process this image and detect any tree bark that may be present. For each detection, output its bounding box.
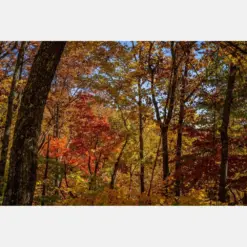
[131,44,145,194]
[162,42,179,180]
[0,42,26,181]
[149,42,179,183]
[138,79,145,193]
[64,163,76,198]
[175,60,188,197]
[148,137,161,197]
[218,63,237,203]
[2,41,66,205]
[41,135,50,205]
[110,136,129,189]
[54,102,61,193]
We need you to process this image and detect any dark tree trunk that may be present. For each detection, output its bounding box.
[219,63,237,203]
[148,137,161,197]
[54,103,59,138]
[128,164,136,198]
[212,107,217,150]
[175,61,188,197]
[110,136,129,189]
[63,163,76,198]
[89,153,102,191]
[0,42,26,182]
[131,44,145,194]
[87,155,92,175]
[149,42,179,184]
[54,102,61,193]
[138,79,145,193]
[162,42,179,181]
[41,135,50,205]
[2,41,66,205]
[242,192,247,205]
[149,71,168,182]
[161,126,169,180]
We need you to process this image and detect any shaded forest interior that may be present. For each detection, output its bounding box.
[1,41,247,205]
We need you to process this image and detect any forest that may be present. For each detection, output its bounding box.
[0,41,247,206]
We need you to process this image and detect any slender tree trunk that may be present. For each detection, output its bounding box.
[63,163,76,198]
[128,164,136,199]
[175,62,187,197]
[87,155,92,175]
[131,44,145,194]
[149,42,179,183]
[242,192,247,205]
[212,107,217,150]
[129,174,133,198]
[0,42,26,181]
[2,41,66,205]
[162,43,179,180]
[161,126,169,180]
[54,103,59,138]
[110,136,129,189]
[54,102,61,193]
[41,135,50,205]
[212,50,219,154]
[147,42,171,182]
[149,71,168,182]
[150,88,169,187]
[138,79,145,193]
[219,63,237,203]
[89,153,102,191]
[148,137,161,197]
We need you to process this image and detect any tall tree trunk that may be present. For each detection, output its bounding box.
[212,106,217,150]
[87,155,92,175]
[147,42,170,182]
[128,164,136,199]
[89,152,102,191]
[149,71,167,182]
[218,63,237,203]
[138,79,145,193]
[2,42,66,205]
[41,135,50,205]
[0,42,26,182]
[148,137,161,197]
[149,42,179,184]
[175,61,188,197]
[131,44,145,194]
[110,136,129,189]
[63,163,76,198]
[161,126,169,180]
[162,42,179,180]
[54,102,61,193]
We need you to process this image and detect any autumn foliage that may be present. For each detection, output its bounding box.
[1,41,247,205]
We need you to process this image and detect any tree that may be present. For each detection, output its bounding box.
[0,42,26,184]
[175,52,188,197]
[41,135,50,205]
[1,41,247,206]
[2,42,66,205]
[219,63,237,202]
[131,42,145,193]
[147,41,184,185]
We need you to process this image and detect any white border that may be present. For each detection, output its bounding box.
[0,0,247,40]
[1,1,247,246]
[0,206,246,247]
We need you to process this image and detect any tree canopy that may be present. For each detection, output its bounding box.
[1,41,247,205]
